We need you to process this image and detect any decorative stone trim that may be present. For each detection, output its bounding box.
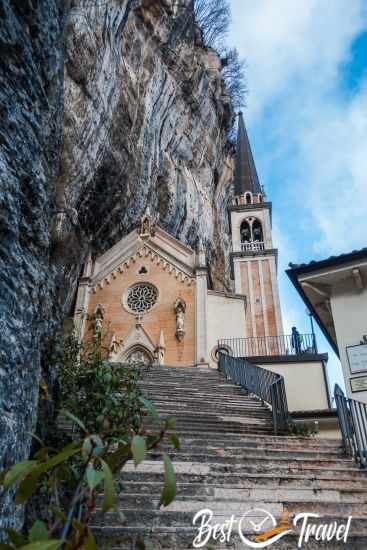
[91,246,195,292]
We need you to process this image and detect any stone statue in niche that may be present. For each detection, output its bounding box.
[174,298,186,342]
[92,303,105,334]
[140,208,155,237]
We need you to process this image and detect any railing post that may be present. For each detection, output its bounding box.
[334,384,367,468]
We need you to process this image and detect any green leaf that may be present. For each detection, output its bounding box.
[86,467,104,490]
[3,461,37,488]
[18,542,61,550]
[15,475,39,505]
[29,521,48,542]
[16,445,81,505]
[37,445,81,472]
[5,529,26,548]
[100,459,115,513]
[82,435,104,457]
[169,434,180,450]
[139,397,159,419]
[61,410,87,433]
[106,443,131,473]
[164,416,176,430]
[82,530,99,550]
[159,453,176,507]
[131,435,146,467]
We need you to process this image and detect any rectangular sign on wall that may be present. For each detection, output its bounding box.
[347,343,367,374]
[350,376,367,393]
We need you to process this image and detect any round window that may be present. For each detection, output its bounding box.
[125,282,158,314]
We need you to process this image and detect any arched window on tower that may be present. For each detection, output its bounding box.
[240,220,251,250]
[245,192,252,204]
[252,219,263,243]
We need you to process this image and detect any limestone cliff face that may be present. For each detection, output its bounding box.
[0,0,64,529]
[0,0,234,529]
[58,0,234,291]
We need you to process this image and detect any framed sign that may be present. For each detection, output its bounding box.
[350,376,367,393]
[347,343,367,374]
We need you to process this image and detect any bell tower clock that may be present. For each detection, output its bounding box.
[229,113,283,340]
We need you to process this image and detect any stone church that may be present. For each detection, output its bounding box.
[73,114,335,433]
[74,113,283,368]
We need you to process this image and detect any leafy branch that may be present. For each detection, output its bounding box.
[1,332,179,550]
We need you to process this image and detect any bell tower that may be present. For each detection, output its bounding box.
[229,113,283,339]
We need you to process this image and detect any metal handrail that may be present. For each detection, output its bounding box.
[218,333,318,358]
[335,384,367,468]
[218,351,289,435]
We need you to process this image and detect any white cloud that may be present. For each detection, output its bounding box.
[230,0,367,255]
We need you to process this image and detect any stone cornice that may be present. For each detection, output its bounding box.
[91,245,195,293]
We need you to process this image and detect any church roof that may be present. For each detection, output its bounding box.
[234,112,262,196]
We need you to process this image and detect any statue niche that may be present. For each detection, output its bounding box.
[92,303,105,335]
[140,208,155,237]
[174,298,186,342]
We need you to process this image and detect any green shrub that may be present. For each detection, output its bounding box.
[1,332,178,550]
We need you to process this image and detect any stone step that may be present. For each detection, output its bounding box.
[158,442,345,457]
[158,434,343,449]
[151,413,273,423]
[95,526,367,550]
[159,428,276,437]
[118,480,367,502]
[141,392,262,403]
[105,493,367,516]
[119,468,367,490]
[94,506,367,528]
[148,401,269,411]
[155,430,341,448]
[146,450,356,469]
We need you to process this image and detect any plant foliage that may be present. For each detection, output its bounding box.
[1,332,178,550]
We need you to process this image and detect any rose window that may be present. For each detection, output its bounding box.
[126,283,158,314]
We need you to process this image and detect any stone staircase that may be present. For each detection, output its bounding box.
[93,366,367,549]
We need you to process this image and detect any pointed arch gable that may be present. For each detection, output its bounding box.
[110,324,156,363]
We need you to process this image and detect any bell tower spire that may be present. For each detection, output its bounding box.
[234,112,264,203]
[229,114,283,340]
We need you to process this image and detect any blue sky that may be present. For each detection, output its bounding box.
[229,0,367,397]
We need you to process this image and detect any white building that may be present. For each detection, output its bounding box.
[288,248,367,404]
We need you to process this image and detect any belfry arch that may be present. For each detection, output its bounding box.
[240,217,264,244]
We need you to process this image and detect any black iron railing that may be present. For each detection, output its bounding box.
[218,333,317,358]
[218,352,289,435]
[335,384,367,468]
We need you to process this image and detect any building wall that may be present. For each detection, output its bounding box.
[207,292,246,368]
[235,256,282,338]
[86,255,196,366]
[257,360,330,412]
[330,280,367,403]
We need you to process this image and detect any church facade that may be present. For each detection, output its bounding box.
[74,114,284,368]
[74,216,247,368]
